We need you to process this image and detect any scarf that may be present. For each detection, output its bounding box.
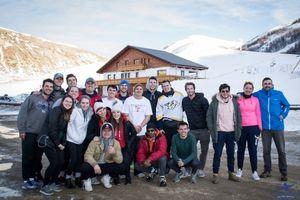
[242,92,252,99]
[145,130,161,153]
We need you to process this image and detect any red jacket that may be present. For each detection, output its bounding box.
[137,130,168,164]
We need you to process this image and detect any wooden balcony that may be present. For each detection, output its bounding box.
[117,64,147,72]
[96,75,181,86]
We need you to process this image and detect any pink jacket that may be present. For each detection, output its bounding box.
[237,95,262,130]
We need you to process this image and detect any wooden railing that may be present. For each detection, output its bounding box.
[117,64,147,72]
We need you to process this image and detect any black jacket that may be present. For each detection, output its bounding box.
[182,93,209,130]
[41,106,68,147]
[143,90,162,124]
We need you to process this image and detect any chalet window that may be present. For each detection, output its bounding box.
[107,74,112,79]
[125,60,129,66]
[157,70,167,76]
[134,59,139,65]
[136,72,139,78]
[113,74,116,79]
[181,70,185,77]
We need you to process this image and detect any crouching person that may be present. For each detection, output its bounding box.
[81,123,124,191]
[135,123,168,187]
[168,122,201,184]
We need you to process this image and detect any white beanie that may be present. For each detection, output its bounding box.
[111,101,123,112]
[94,101,105,112]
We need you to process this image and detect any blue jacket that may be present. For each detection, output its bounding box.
[253,88,290,131]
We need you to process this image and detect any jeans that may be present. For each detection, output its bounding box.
[135,156,167,176]
[163,120,179,153]
[212,131,235,174]
[237,125,260,172]
[168,158,201,174]
[189,129,210,170]
[22,133,43,180]
[261,130,287,175]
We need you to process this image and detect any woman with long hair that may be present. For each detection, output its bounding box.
[236,82,262,181]
[110,102,137,184]
[39,95,74,196]
[65,95,93,188]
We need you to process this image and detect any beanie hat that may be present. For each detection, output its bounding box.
[119,79,130,86]
[146,123,157,130]
[94,101,105,112]
[53,73,64,79]
[111,101,123,112]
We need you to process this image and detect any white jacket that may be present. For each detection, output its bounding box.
[67,106,93,144]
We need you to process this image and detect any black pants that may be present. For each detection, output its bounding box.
[135,156,167,176]
[66,141,83,176]
[121,148,132,178]
[163,120,179,153]
[44,146,65,185]
[133,136,143,175]
[168,158,201,174]
[81,162,125,180]
[237,126,260,172]
[22,133,43,180]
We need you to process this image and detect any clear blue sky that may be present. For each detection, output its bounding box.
[0,0,299,57]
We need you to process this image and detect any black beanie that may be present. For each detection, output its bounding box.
[146,123,156,130]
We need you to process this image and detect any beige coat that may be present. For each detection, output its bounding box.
[84,136,123,167]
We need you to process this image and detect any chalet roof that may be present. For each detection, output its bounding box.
[97,45,208,73]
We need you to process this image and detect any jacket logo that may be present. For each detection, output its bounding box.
[164,100,180,110]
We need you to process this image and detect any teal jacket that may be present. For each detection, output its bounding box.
[206,94,242,143]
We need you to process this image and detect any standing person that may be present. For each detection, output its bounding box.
[182,82,209,178]
[236,82,262,181]
[66,74,78,93]
[253,77,290,181]
[111,103,137,184]
[122,84,152,177]
[206,83,242,184]
[136,123,168,187]
[17,78,54,189]
[80,77,102,109]
[65,95,93,188]
[143,76,162,126]
[82,123,124,191]
[51,73,66,102]
[102,85,123,109]
[156,80,183,153]
[52,86,80,108]
[168,122,201,184]
[116,79,131,103]
[39,95,74,196]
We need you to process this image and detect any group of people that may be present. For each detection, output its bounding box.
[17,73,290,196]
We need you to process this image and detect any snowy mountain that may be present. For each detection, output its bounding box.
[164,36,300,104]
[241,18,300,54]
[0,27,106,83]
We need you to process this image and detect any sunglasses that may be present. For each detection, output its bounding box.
[221,90,230,93]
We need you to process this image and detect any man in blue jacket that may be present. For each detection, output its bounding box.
[253,77,290,181]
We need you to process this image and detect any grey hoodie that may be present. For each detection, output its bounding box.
[17,94,52,134]
[98,122,115,163]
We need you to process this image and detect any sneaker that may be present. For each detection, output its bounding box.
[228,172,240,182]
[259,171,271,178]
[236,169,243,178]
[280,174,288,181]
[119,175,126,179]
[252,171,260,181]
[159,176,167,187]
[101,175,112,189]
[22,180,38,190]
[180,168,191,179]
[39,185,54,196]
[191,173,197,184]
[91,177,100,185]
[49,183,62,192]
[146,173,156,182]
[137,173,145,178]
[197,170,205,178]
[83,178,93,192]
[212,174,219,184]
[65,178,75,189]
[173,172,181,183]
[31,179,42,188]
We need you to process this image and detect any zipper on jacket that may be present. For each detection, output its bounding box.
[268,94,271,130]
